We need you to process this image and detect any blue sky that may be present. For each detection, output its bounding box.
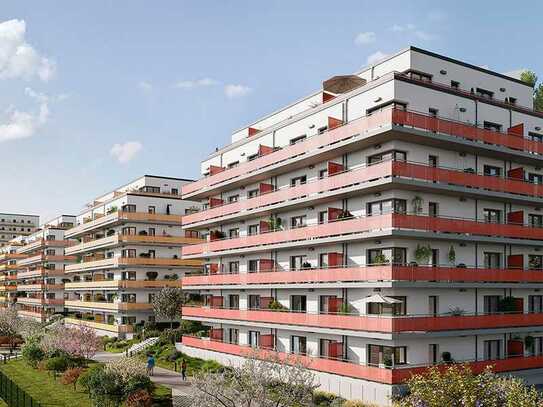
[1,1,542,221]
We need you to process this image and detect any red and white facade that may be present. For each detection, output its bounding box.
[179,47,543,405]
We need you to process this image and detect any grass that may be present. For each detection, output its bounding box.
[0,359,93,406]
[0,359,172,406]
[103,338,139,353]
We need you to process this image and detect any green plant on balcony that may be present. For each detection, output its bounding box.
[139,252,151,258]
[268,216,283,231]
[107,206,118,214]
[525,335,535,351]
[339,302,352,315]
[138,230,148,236]
[83,217,92,224]
[210,230,226,240]
[411,196,423,214]
[449,307,465,316]
[414,244,432,264]
[372,253,389,265]
[267,300,286,311]
[383,355,393,368]
[448,246,456,265]
[529,256,542,270]
[498,296,518,313]
[337,210,353,220]
[146,271,158,281]
[301,261,312,270]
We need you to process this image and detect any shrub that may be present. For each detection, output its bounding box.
[123,374,153,398]
[46,356,70,373]
[37,360,48,371]
[167,350,182,362]
[61,367,84,389]
[77,364,103,393]
[313,390,338,406]
[143,329,161,339]
[22,341,45,367]
[343,401,374,407]
[125,389,153,407]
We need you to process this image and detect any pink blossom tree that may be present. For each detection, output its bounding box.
[41,325,101,360]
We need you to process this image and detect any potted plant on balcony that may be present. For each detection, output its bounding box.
[138,230,148,236]
[411,196,423,214]
[448,246,456,265]
[373,253,389,265]
[415,244,432,264]
[441,351,453,363]
[301,261,312,270]
[383,355,393,368]
[107,206,118,215]
[146,272,158,281]
[498,296,519,313]
[268,300,286,311]
[525,335,535,354]
[337,210,353,220]
[463,168,475,174]
[339,302,352,315]
[210,230,226,241]
[268,217,283,232]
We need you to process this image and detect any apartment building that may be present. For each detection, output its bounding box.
[179,46,543,405]
[0,240,24,309]
[63,175,202,338]
[0,213,39,247]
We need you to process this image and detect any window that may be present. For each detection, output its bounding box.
[508,97,517,105]
[171,188,178,195]
[483,165,501,177]
[248,224,259,236]
[367,249,384,265]
[122,271,137,280]
[428,155,438,168]
[367,101,407,115]
[367,150,407,164]
[291,336,307,355]
[228,261,239,274]
[429,296,439,316]
[450,80,460,90]
[406,70,432,82]
[291,295,307,312]
[476,88,494,99]
[228,228,239,238]
[318,211,328,224]
[248,295,261,310]
[122,227,136,235]
[367,199,406,216]
[46,249,55,256]
[429,202,439,217]
[367,296,406,315]
[291,215,306,229]
[529,214,543,227]
[431,249,439,267]
[484,295,501,314]
[289,135,307,145]
[122,249,136,258]
[529,132,543,142]
[483,209,501,224]
[429,107,439,117]
[484,252,501,269]
[319,253,329,268]
[248,331,260,348]
[483,121,502,132]
[529,173,543,185]
[484,340,501,360]
[290,175,307,187]
[248,259,259,273]
[228,195,239,203]
[121,293,137,303]
[429,344,439,364]
[141,186,160,193]
[247,189,259,198]
[319,339,336,358]
[228,294,239,309]
[392,248,407,265]
[148,228,155,236]
[529,255,543,270]
[368,344,407,366]
[247,153,259,161]
[529,295,543,313]
[290,255,307,270]
[228,328,239,344]
[319,295,338,314]
[148,206,156,214]
[122,204,136,212]
[319,169,328,179]
[227,161,239,168]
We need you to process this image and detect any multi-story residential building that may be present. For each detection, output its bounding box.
[15,215,77,322]
[0,239,24,309]
[63,175,202,338]
[0,213,39,247]
[179,46,543,405]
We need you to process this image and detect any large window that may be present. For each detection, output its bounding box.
[291,295,307,312]
[290,255,307,270]
[228,328,239,345]
[291,336,307,355]
[483,340,501,360]
[483,209,501,224]
[367,150,407,164]
[529,296,543,313]
[367,296,406,316]
[248,331,260,348]
[484,295,501,314]
[368,345,407,366]
[228,294,239,309]
[248,295,261,310]
[290,215,306,229]
[483,165,501,177]
[529,214,543,228]
[484,252,501,269]
[367,199,406,216]
[228,261,239,274]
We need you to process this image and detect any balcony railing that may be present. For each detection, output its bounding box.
[64,317,134,333]
[17,239,75,254]
[183,105,543,198]
[65,256,201,273]
[182,264,543,286]
[182,306,543,333]
[64,279,183,290]
[181,336,543,385]
[64,300,153,311]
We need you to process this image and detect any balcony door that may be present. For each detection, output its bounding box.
[484,339,501,360]
[248,331,260,348]
[291,336,307,355]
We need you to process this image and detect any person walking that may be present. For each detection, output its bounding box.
[147,354,156,376]
[181,359,187,381]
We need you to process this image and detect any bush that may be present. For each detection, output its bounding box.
[125,389,152,407]
[143,329,162,339]
[22,341,45,367]
[123,374,153,398]
[61,367,84,389]
[77,365,103,393]
[312,390,345,406]
[46,356,70,373]
[343,401,374,407]
[167,350,182,362]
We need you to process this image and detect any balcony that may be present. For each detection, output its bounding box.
[64,279,183,290]
[0,253,26,261]
[17,297,64,306]
[17,310,46,320]
[182,336,543,385]
[18,239,75,254]
[17,283,64,291]
[65,256,201,273]
[17,255,77,267]
[64,317,134,334]
[65,211,184,238]
[182,264,543,287]
[183,212,543,258]
[64,300,153,311]
[16,267,65,280]
[182,306,543,333]
[66,233,202,255]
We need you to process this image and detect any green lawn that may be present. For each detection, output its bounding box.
[0,359,172,406]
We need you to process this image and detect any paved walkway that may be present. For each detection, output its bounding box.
[93,352,196,406]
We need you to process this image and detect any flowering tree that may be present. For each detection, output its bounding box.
[192,351,317,407]
[0,308,22,350]
[152,287,184,329]
[41,325,101,359]
[395,364,542,406]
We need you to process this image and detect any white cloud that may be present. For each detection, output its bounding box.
[138,81,153,92]
[110,141,143,164]
[0,19,56,81]
[0,87,50,143]
[354,31,376,45]
[224,84,251,99]
[366,51,389,65]
[173,77,219,89]
[390,23,436,40]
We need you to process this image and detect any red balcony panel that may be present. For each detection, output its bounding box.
[259,183,274,194]
[210,328,223,341]
[209,296,223,308]
[259,220,270,234]
[182,108,394,196]
[507,210,524,225]
[258,144,274,157]
[182,160,393,225]
[259,259,275,272]
[185,230,200,238]
[328,252,343,268]
[181,336,393,383]
[322,92,336,103]
[248,127,260,137]
[327,298,343,313]
[507,340,523,356]
[328,341,343,359]
[209,198,224,209]
[515,298,524,313]
[260,297,273,309]
[507,167,524,180]
[508,123,524,138]
[207,263,220,274]
[328,162,344,176]
[328,207,343,222]
[328,117,343,130]
[260,334,275,349]
[507,255,523,269]
[209,165,225,176]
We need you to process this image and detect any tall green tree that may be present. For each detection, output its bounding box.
[152,287,184,329]
[521,70,543,111]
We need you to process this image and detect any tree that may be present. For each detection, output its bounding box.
[0,308,22,351]
[152,287,184,329]
[395,364,542,406]
[520,71,538,87]
[41,325,101,360]
[521,70,543,111]
[191,351,318,407]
